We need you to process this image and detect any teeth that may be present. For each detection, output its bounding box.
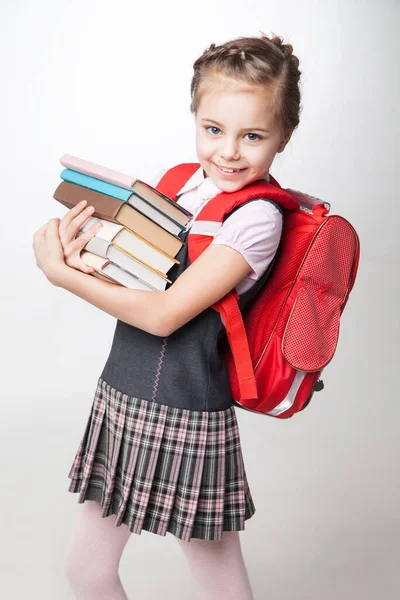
[220,166,239,172]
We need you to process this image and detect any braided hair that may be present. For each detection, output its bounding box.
[190,31,302,134]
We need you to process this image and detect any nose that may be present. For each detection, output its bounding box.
[220,137,241,161]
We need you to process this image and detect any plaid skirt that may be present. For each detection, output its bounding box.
[68,377,256,541]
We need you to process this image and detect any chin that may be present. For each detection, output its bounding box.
[216,180,245,192]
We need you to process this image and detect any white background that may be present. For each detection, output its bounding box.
[1,0,399,598]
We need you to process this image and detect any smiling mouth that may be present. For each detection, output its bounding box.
[215,164,246,173]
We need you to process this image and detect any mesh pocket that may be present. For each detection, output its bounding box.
[283,217,358,371]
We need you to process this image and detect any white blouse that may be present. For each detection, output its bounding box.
[151,166,282,294]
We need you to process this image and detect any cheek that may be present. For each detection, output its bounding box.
[250,153,271,169]
[252,146,277,167]
[195,138,205,159]
[196,137,213,160]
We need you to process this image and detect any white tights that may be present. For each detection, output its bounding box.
[64,500,254,600]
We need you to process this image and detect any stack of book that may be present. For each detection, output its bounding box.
[53,154,193,291]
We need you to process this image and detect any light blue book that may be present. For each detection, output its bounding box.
[60,169,132,202]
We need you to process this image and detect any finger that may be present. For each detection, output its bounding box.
[76,253,97,274]
[67,220,102,256]
[81,263,96,274]
[64,252,96,274]
[59,201,90,236]
[77,221,103,246]
[62,206,97,243]
[74,260,96,274]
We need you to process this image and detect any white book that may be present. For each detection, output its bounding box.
[110,246,170,291]
[81,251,159,291]
[78,216,178,276]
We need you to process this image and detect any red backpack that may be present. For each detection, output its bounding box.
[156,163,360,419]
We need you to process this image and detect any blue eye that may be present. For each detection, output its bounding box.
[245,133,261,141]
[205,126,261,141]
[206,126,221,135]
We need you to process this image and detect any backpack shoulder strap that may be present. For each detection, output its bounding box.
[155,163,201,200]
[188,181,298,262]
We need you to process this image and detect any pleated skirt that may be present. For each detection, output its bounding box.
[68,377,256,541]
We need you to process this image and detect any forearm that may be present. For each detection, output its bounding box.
[52,265,167,336]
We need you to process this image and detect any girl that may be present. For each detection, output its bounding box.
[33,32,301,600]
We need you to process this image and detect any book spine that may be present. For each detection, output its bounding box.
[60,154,137,190]
[128,191,185,231]
[53,183,122,224]
[144,180,194,217]
[60,169,132,201]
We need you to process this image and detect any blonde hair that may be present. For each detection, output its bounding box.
[190,31,302,134]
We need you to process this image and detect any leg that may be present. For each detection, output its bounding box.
[176,531,254,600]
[64,500,132,600]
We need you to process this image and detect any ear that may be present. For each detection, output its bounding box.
[277,130,293,153]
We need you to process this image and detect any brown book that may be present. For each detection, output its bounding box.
[53,182,184,257]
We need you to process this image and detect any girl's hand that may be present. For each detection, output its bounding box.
[58,200,103,274]
[33,218,68,283]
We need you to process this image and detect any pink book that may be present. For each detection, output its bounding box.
[59,154,138,191]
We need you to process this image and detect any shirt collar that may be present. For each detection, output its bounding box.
[177,165,270,197]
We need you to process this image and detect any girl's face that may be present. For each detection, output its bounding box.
[195,76,292,193]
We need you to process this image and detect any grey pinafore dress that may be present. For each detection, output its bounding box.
[67,197,281,541]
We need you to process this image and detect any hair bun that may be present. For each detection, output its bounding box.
[271,35,291,55]
[260,31,298,66]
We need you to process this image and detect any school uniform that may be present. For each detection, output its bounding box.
[67,165,283,541]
